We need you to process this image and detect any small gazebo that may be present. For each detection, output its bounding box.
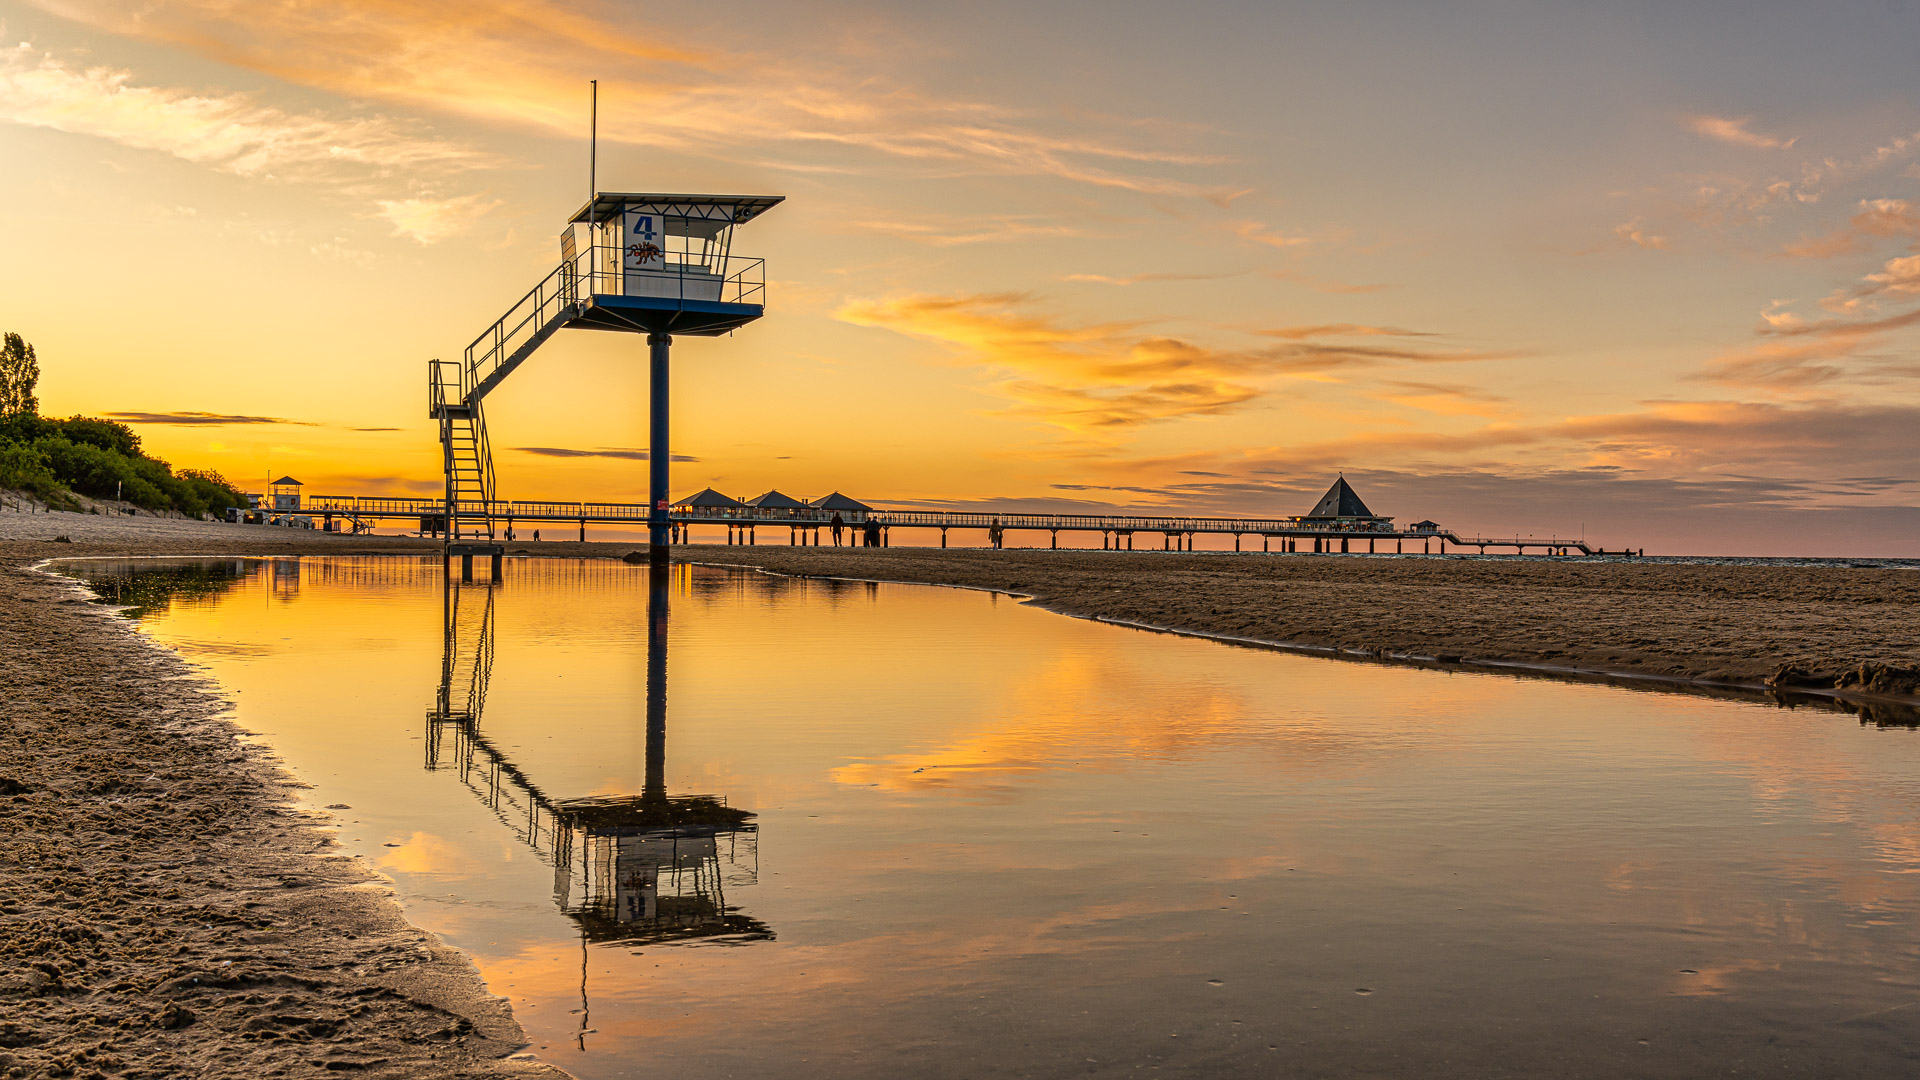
[810,495,871,515]
[748,490,807,512]
[676,487,745,512]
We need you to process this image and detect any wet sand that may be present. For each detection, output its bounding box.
[3,507,1917,1075]
[692,544,1920,717]
[0,511,568,1079]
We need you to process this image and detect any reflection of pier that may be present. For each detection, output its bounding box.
[424,562,769,946]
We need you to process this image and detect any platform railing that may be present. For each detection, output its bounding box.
[571,245,766,307]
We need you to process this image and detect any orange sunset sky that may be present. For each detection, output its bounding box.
[3,1,1918,555]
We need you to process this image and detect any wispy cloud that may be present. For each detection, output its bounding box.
[1064,400,1920,517]
[1613,220,1669,250]
[1264,269,1388,294]
[376,195,505,244]
[31,0,1231,199]
[836,292,1267,432]
[0,45,493,239]
[1557,400,1920,479]
[1627,127,1920,248]
[1781,198,1920,258]
[1702,303,1920,389]
[851,214,1088,247]
[1686,114,1796,150]
[1369,380,1514,419]
[513,446,699,462]
[1257,324,1435,341]
[1249,323,1512,374]
[104,410,311,426]
[835,296,1507,431]
[1064,271,1238,286]
[1234,220,1316,249]
[0,48,482,178]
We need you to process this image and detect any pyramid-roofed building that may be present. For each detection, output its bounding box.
[810,491,871,512]
[269,476,303,487]
[676,487,745,509]
[749,489,807,509]
[1303,476,1387,520]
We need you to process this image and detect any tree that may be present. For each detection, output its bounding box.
[0,333,38,417]
[57,415,140,456]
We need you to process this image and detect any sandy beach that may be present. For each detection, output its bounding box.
[0,511,567,1080]
[699,544,1920,719]
[3,506,1917,1076]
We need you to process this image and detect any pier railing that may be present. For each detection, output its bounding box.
[290,494,1616,552]
[303,495,1416,535]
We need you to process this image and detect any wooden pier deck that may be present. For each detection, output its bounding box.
[299,495,1633,556]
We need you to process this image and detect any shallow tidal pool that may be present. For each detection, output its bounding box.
[70,556,1920,1078]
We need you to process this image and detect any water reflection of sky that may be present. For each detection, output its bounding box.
[74,556,1920,1078]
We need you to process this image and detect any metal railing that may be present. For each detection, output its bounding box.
[441,248,768,415]
[459,262,582,407]
[298,494,1612,551]
[572,245,766,308]
[302,494,1413,533]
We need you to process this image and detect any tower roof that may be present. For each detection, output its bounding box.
[1303,476,1376,519]
[269,476,302,487]
[569,193,784,227]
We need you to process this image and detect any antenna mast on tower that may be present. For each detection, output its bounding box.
[589,80,598,203]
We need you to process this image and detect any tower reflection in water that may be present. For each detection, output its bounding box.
[423,557,770,946]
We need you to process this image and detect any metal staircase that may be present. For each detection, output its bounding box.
[428,262,583,542]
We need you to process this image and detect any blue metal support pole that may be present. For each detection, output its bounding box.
[648,331,671,550]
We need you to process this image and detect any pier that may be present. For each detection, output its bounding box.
[300,492,1630,556]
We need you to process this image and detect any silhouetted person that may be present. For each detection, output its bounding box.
[863,518,881,547]
[830,512,845,546]
[533,529,540,542]
[989,518,1003,549]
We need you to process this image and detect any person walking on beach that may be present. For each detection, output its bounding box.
[831,512,844,546]
[988,518,1004,549]
[864,517,881,547]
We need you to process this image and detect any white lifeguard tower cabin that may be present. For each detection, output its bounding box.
[428,193,782,553]
[560,194,781,318]
[268,476,303,511]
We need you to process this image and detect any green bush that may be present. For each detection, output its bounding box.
[0,442,58,501]
[1,400,250,516]
[56,416,140,457]
[180,468,248,514]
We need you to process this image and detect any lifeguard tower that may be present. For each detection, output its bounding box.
[267,476,303,512]
[429,193,783,552]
